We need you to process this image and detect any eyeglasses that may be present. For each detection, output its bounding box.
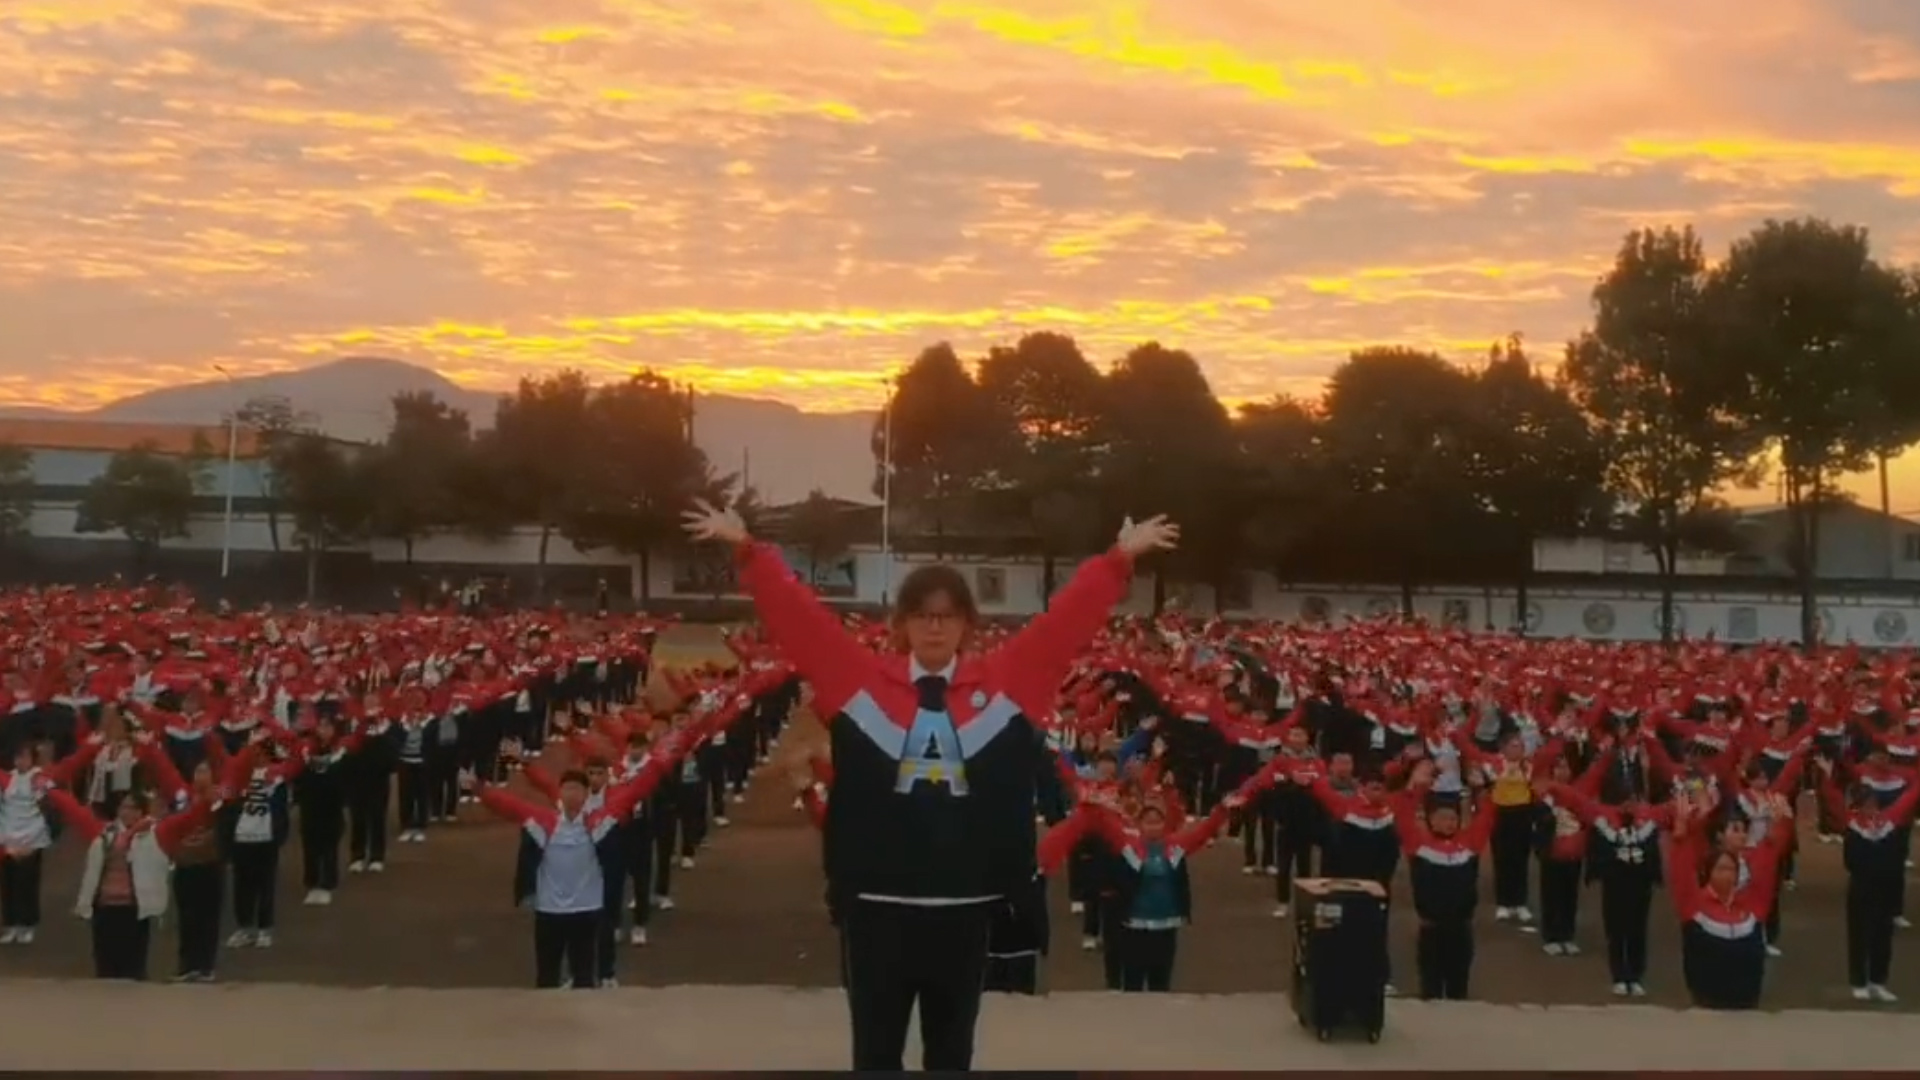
[906,610,963,626]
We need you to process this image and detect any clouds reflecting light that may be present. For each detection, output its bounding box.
[3,0,1919,500]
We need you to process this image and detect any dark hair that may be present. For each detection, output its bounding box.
[893,565,977,625]
[1698,849,1738,886]
[584,756,610,770]
[558,769,591,789]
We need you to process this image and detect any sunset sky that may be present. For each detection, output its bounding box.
[4,1,1920,497]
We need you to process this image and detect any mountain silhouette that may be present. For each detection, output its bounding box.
[0,358,877,505]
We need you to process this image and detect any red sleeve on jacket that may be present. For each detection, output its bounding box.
[138,740,187,802]
[43,787,103,843]
[476,784,546,825]
[522,763,562,803]
[154,798,214,854]
[1037,808,1093,874]
[990,549,1134,720]
[45,738,103,788]
[735,542,875,717]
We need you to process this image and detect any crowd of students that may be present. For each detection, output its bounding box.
[0,583,790,986]
[998,618,1920,1009]
[2,575,1918,1014]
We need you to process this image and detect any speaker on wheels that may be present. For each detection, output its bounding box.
[1290,877,1388,1043]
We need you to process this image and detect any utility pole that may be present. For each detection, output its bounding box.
[880,377,894,607]
[213,365,240,579]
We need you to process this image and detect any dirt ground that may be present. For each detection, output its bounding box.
[6,625,1917,1014]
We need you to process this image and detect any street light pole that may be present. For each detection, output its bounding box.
[879,377,894,607]
[214,365,239,579]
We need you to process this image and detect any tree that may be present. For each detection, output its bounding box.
[486,370,597,599]
[0,441,32,543]
[562,371,723,604]
[1100,342,1237,610]
[232,395,314,552]
[274,433,372,601]
[1466,335,1607,631]
[1704,218,1920,645]
[73,441,196,571]
[975,331,1108,601]
[1234,395,1328,585]
[1318,346,1484,613]
[368,391,475,564]
[785,489,854,586]
[875,343,1006,555]
[1563,226,1763,643]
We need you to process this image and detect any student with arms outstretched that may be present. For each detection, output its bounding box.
[683,499,1177,1073]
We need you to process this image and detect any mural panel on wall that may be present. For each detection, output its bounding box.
[1301,595,1332,624]
[1726,606,1758,642]
[1365,596,1396,619]
[1651,604,1687,637]
[780,548,857,598]
[1440,599,1472,628]
[1875,609,1909,644]
[1582,603,1616,636]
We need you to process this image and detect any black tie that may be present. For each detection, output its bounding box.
[915,675,949,713]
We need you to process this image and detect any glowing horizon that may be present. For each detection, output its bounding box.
[4,1,1920,500]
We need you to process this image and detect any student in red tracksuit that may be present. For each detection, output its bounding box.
[1394,780,1497,1001]
[1544,776,1674,997]
[1531,748,1609,956]
[684,499,1178,1073]
[1039,788,1249,992]
[1817,758,1920,1002]
[1665,787,1788,1010]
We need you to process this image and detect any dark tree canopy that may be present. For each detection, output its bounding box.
[73,441,198,568]
[0,441,32,543]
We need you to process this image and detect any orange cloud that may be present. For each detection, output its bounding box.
[0,0,1917,492]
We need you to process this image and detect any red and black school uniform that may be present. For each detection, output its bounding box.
[1821,771,1920,998]
[142,738,247,980]
[344,707,397,870]
[615,745,659,942]
[223,741,298,945]
[736,538,1132,1073]
[1666,815,1788,1010]
[1849,757,1916,923]
[477,771,651,988]
[1266,749,1325,910]
[1532,765,1599,954]
[292,735,351,900]
[1047,799,1235,992]
[1395,790,1497,1000]
[1549,782,1670,995]
[1213,707,1282,874]
[1303,776,1399,887]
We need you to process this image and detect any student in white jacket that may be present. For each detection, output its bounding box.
[40,784,217,981]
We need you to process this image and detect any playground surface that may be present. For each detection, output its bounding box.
[5,979,1915,1070]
